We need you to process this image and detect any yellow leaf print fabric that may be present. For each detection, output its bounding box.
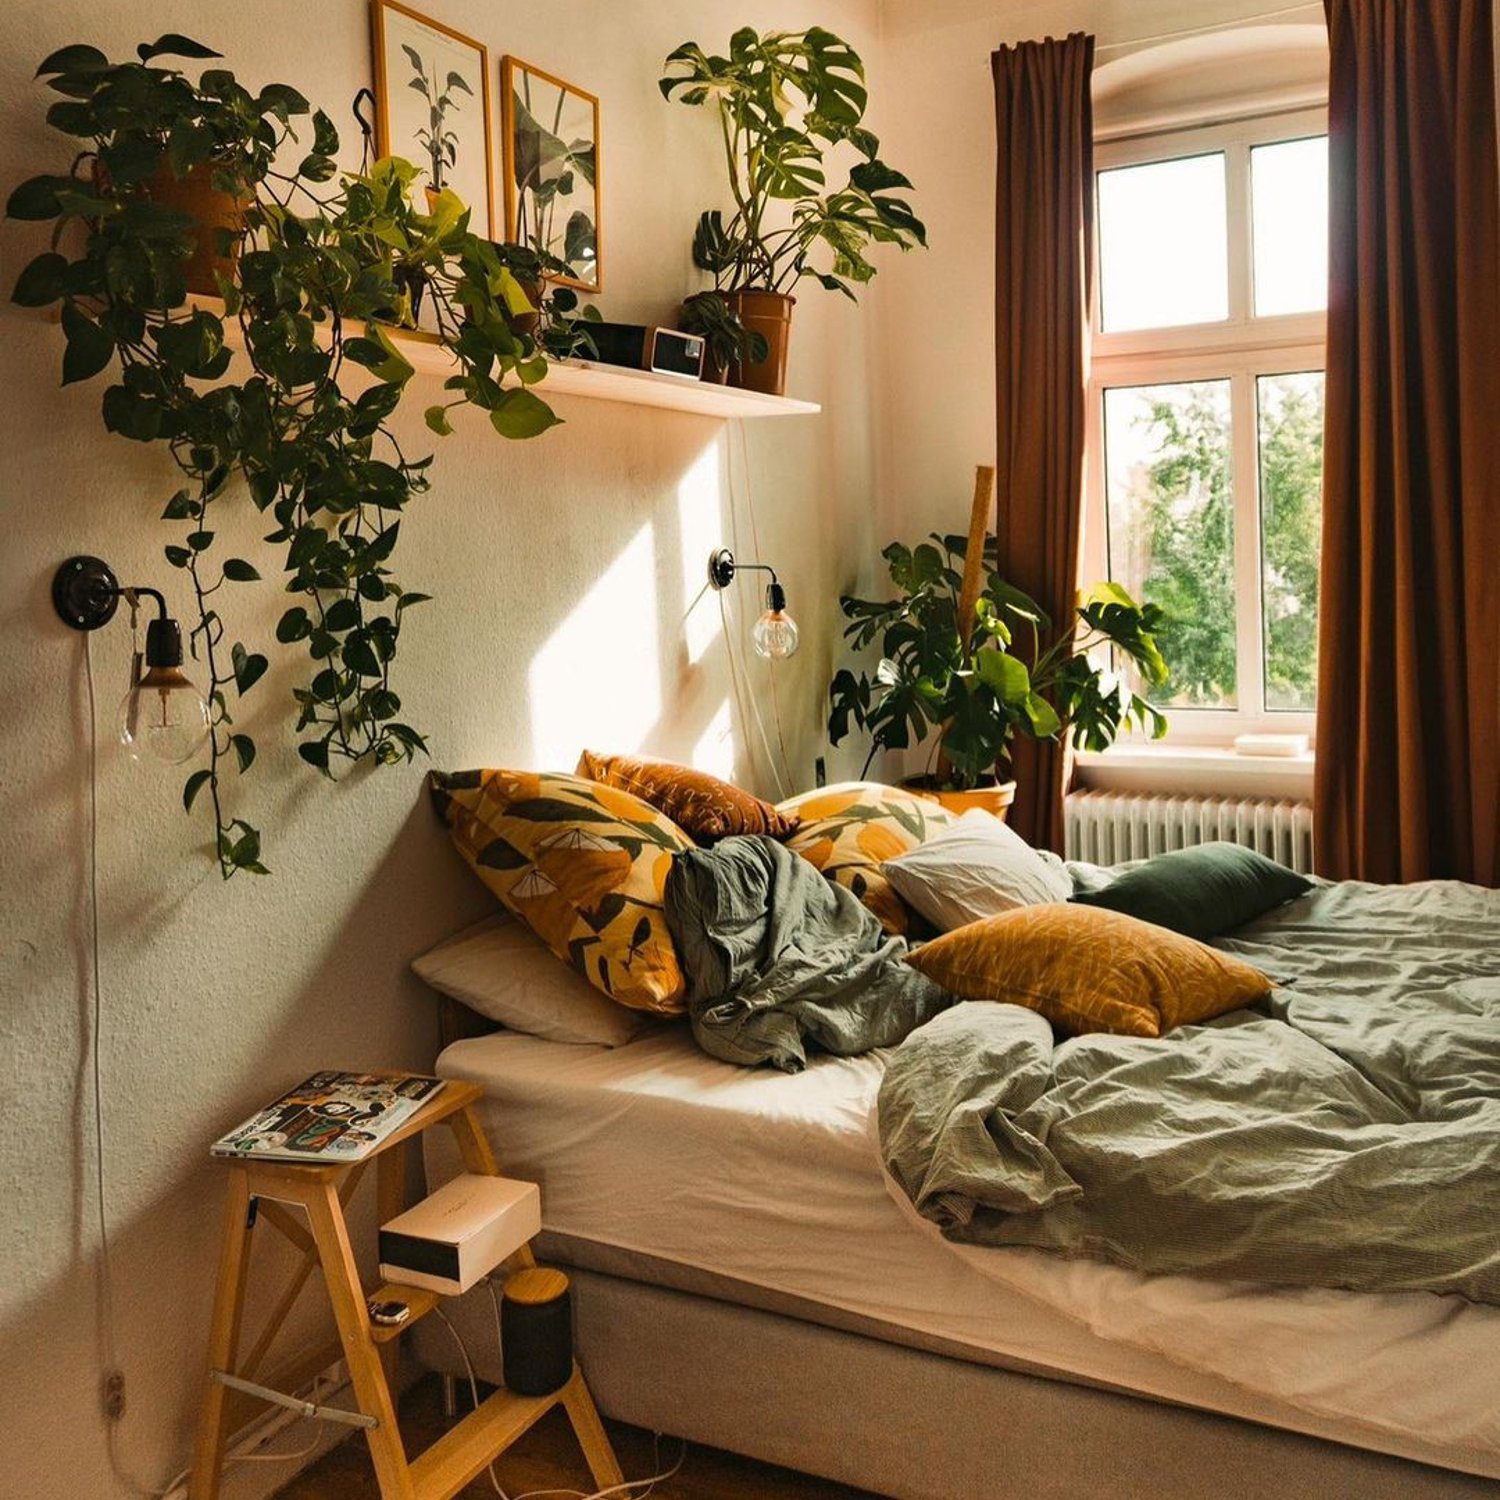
[777,782,958,935]
[429,769,693,1014]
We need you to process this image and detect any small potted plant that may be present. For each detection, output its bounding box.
[828,534,1171,818]
[679,290,768,383]
[660,27,925,397]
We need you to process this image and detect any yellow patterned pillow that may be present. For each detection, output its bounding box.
[429,770,692,1014]
[777,782,959,935]
[907,904,1272,1038]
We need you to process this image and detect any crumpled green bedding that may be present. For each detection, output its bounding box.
[664,834,951,1072]
[878,878,1500,1303]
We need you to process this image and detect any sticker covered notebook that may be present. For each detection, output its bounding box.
[211,1072,444,1164]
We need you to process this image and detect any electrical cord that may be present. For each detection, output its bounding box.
[729,420,797,795]
[434,1291,686,1500]
[87,636,334,1500]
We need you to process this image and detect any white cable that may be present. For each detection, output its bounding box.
[732,423,804,798]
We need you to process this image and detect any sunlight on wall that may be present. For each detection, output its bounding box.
[678,438,726,665]
[528,522,661,768]
[692,698,736,780]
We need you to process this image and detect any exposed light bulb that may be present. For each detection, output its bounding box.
[119,665,211,764]
[753,608,800,660]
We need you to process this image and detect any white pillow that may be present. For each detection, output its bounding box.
[881,810,1073,931]
[412,915,649,1048]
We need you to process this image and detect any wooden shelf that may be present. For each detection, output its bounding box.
[366,1281,441,1344]
[189,295,820,420]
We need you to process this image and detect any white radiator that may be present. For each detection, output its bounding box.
[1065,790,1315,874]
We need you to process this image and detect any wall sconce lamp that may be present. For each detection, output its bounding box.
[53,554,211,764]
[707,548,800,660]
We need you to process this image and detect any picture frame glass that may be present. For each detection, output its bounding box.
[505,60,601,290]
[375,3,493,232]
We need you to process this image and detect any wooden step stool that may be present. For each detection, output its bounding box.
[189,1077,622,1499]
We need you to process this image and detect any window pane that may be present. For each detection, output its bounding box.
[1258,371,1324,710]
[1097,154,1229,333]
[1104,381,1237,709]
[1251,137,1328,316]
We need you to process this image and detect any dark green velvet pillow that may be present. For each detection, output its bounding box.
[1071,842,1312,940]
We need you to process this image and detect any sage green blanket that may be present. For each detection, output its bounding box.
[878,878,1500,1303]
[665,835,952,1072]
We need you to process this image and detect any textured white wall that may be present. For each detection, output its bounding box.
[0,1,884,1494]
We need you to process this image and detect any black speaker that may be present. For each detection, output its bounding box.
[585,321,705,379]
[501,1266,573,1396]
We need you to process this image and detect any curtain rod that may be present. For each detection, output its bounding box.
[1094,3,1323,57]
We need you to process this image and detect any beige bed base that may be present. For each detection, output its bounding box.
[412,1239,1494,1500]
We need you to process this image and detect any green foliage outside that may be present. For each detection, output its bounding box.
[1109,373,1322,714]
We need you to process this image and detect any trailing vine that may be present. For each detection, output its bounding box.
[9,34,562,877]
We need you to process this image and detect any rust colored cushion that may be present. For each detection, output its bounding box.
[429,769,692,1014]
[906,904,1272,1038]
[577,750,798,844]
[777,782,959,935]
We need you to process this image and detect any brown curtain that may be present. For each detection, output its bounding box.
[992,34,1095,854]
[1315,0,1500,884]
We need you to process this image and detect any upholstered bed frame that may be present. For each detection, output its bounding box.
[424,999,1492,1500]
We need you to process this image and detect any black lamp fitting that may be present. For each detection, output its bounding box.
[52,555,181,665]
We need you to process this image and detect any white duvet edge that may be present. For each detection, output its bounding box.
[863,1101,1500,1470]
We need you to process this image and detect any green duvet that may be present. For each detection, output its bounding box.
[878,878,1500,1304]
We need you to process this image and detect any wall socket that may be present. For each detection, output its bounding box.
[102,1368,126,1421]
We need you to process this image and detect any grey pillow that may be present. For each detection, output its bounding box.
[881,811,1073,932]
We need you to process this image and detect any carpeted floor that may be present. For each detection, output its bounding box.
[273,1372,877,1499]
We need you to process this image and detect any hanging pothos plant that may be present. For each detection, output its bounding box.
[9,34,562,877]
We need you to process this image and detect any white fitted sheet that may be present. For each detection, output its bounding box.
[434,1027,1499,1479]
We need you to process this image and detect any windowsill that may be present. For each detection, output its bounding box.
[1074,745,1315,800]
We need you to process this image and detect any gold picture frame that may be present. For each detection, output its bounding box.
[371,0,496,237]
[501,56,602,293]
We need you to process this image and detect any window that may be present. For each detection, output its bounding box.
[1085,111,1327,744]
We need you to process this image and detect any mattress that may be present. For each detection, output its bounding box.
[431,1026,1500,1480]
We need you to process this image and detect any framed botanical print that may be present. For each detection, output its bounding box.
[501,57,602,292]
[371,0,495,235]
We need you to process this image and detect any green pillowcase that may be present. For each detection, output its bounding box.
[1071,841,1312,940]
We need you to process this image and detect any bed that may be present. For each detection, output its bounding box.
[417,1019,1499,1499]
[410,790,1499,1500]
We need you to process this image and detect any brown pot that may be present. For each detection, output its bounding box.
[901,775,1017,823]
[701,350,731,384]
[509,278,544,338]
[725,289,794,397]
[142,163,248,298]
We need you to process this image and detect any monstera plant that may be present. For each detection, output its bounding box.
[9,35,559,877]
[829,534,1171,795]
[660,27,924,394]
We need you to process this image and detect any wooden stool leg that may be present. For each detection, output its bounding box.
[188,1168,255,1500]
[304,1180,415,1500]
[560,1368,624,1489]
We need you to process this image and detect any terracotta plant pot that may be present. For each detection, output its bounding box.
[725,289,794,396]
[143,163,248,298]
[901,774,1017,823]
[509,279,544,338]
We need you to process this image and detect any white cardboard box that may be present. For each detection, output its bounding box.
[378,1173,541,1295]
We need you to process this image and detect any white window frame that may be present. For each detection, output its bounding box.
[1083,107,1328,749]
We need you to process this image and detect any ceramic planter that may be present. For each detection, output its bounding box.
[901,775,1017,822]
[725,289,794,396]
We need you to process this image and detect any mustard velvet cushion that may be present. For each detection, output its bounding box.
[906,904,1272,1038]
[576,749,799,843]
[428,769,693,1014]
[777,782,958,935]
